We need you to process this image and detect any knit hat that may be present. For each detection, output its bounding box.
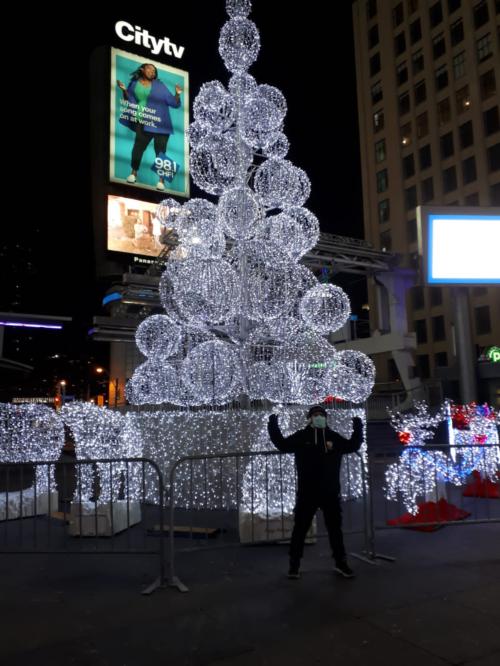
[307,404,327,419]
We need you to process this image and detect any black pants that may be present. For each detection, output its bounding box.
[289,493,346,564]
[131,124,169,171]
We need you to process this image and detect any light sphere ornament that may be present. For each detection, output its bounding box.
[219,17,260,74]
[226,0,251,18]
[331,350,376,403]
[263,132,289,158]
[193,81,235,133]
[263,206,319,261]
[155,197,182,227]
[258,85,287,123]
[181,340,243,405]
[171,259,239,325]
[187,120,210,150]
[254,158,311,209]
[127,361,180,405]
[228,72,257,98]
[211,133,253,178]
[217,186,263,240]
[191,145,235,195]
[299,284,351,335]
[135,315,182,359]
[245,256,302,322]
[176,198,225,258]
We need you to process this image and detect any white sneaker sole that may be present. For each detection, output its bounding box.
[334,567,355,579]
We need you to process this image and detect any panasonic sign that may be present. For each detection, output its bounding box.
[115,21,185,59]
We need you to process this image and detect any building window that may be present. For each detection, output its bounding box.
[380,229,392,251]
[475,305,491,335]
[413,286,425,309]
[432,315,446,341]
[437,98,451,126]
[433,32,446,59]
[387,358,400,382]
[414,80,426,105]
[399,91,411,115]
[450,18,464,46]
[459,120,474,148]
[394,31,406,56]
[462,156,477,184]
[447,0,461,13]
[403,153,416,179]
[465,192,479,205]
[376,168,388,192]
[373,109,384,132]
[421,177,434,202]
[430,287,442,306]
[456,85,471,114]
[440,131,454,159]
[366,0,377,19]
[419,144,432,170]
[368,24,379,49]
[429,2,443,27]
[393,2,404,26]
[416,112,429,138]
[477,33,492,62]
[442,165,457,192]
[417,355,430,378]
[407,218,418,242]
[410,18,422,44]
[474,0,489,29]
[408,0,419,13]
[412,49,424,74]
[453,51,466,80]
[378,199,390,223]
[375,138,386,162]
[435,352,448,367]
[370,52,381,77]
[483,106,500,136]
[371,81,383,104]
[491,182,500,205]
[480,70,496,100]
[435,64,449,90]
[487,143,500,172]
[401,122,412,146]
[396,61,408,86]
[405,185,417,209]
[415,319,428,343]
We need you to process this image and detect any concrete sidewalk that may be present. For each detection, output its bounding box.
[1,521,499,665]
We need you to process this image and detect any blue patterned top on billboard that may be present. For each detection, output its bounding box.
[110,48,189,196]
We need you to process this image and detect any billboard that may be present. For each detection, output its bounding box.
[107,195,166,258]
[110,47,189,197]
[418,206,500,285]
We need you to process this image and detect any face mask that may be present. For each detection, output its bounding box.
[311,415,326,429]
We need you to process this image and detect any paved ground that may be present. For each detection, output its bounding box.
[1,519,499,665]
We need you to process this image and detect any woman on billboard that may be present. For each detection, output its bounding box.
[117,63,183,192]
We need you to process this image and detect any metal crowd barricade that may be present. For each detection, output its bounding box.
[167,449,369,592]
[366,443,500,544]
[0,457,165,594]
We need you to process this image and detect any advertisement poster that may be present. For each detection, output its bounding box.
[110,47,189,197]
[107,195,168,258]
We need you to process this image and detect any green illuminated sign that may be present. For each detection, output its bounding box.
[486,346,500,363]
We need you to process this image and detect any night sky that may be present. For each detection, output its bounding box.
[3,0,361,396]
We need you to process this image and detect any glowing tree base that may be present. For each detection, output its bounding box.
[462,470,500,499]
[0,489,59,522]
[68,500,142,537]
[387,498,470,532]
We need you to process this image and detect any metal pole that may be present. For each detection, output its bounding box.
[453,287,477,403]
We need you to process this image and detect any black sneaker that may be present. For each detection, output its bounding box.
[288,562,301,579]
[334,561,355,578]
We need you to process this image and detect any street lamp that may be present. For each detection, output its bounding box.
[95,367,119,408]
[60,380,66,405]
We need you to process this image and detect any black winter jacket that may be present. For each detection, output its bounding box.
[268,414,363,497]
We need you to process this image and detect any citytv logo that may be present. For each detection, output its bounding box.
[115,21,185,59]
